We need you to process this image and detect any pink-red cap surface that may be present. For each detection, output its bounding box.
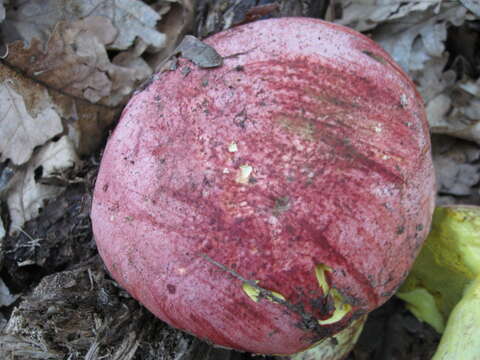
[92,17,435,355]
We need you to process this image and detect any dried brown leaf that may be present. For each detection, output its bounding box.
[428,79,480,144]
[414,57,456,103]
[79,0,167,50]
[0,59,119,157]
[337,0,433,32]
[6,136,80,232]
[372,5,467,73]
[432,136,480,197]
[0,79,63,166]
[5,17,121,105]
[1,0,67,47]
[4,13,177,107]
[0,0,194,107]
[1,0,166,50]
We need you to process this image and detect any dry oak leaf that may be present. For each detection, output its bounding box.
[428,80,480,145]
[2,0,168,106]
[1,0,166,51]
[4,15,154,106]
[337,0,434,32]
[336,1,470,78]
[432,136,480,196]
[0,0,194,109]
[6,136,80,233]
[83,0,167,50]
[0,59,118,157]
[372,4,467,73]
[1,0,75,48]
[0,80,63,166]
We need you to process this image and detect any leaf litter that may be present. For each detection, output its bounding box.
[6,136,80,235]
[1,0,166,50]
[0,79,63,166]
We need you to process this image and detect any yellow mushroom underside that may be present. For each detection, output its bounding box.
[241,264,351,326]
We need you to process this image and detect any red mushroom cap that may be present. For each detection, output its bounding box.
[91,17,436,355]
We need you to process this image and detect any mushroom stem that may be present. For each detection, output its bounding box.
[278,316,367,360]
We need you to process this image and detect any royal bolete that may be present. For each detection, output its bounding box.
[91,18,436,356]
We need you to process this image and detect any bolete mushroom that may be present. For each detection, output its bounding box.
[91,18,436,356]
